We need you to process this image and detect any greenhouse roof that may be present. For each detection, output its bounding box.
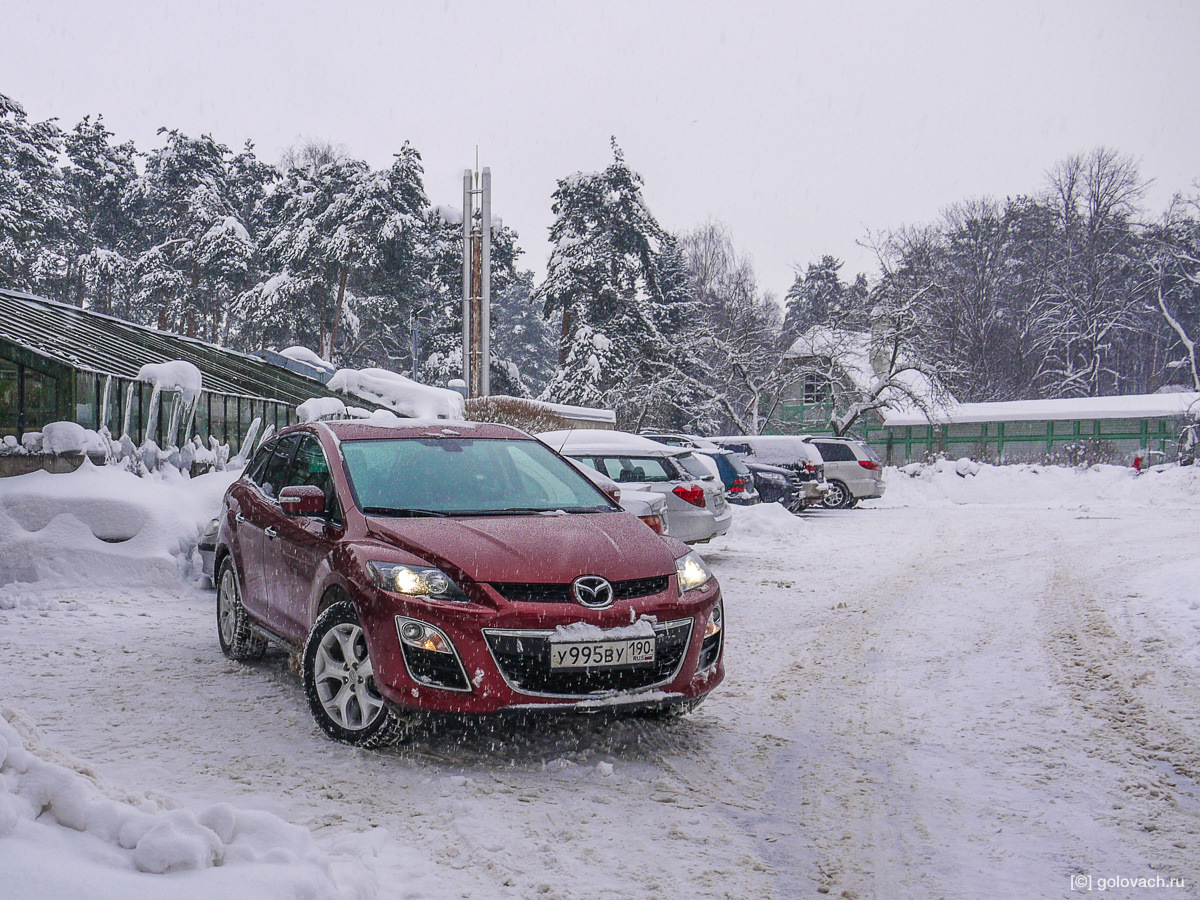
[0,288,351,407]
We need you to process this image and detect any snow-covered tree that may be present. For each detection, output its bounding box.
[0,93,69,294]
[534,142,679,414]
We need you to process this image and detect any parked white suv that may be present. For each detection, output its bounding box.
[806,437,884,508]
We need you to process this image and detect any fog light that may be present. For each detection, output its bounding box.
[401,621,424,642]
[704,602,723,638]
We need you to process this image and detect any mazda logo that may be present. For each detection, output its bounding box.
[572,575,614,608]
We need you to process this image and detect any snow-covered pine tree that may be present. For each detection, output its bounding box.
[126,129,256,338]
[239,144,431,367]
[62,116,139,313]
[0,93,69,295]
[534,141,675,414]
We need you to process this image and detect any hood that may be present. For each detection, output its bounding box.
[363,509,677,584]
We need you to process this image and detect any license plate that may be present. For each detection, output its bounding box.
[549,637,656,669]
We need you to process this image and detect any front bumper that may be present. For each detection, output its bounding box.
[356,579,725,715]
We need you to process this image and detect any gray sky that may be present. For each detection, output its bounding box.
[5,0,1198,298]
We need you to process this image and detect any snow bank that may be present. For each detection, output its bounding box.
[876,459,1200,509]
[329,368,465,421]
[0,710,383,900]
[717,502,807,542]
[0,463,236,588]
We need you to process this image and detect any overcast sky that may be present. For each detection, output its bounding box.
[5,1,1198,299]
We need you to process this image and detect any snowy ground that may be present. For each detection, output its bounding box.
[1,460,1198,899]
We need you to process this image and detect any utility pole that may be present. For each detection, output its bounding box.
[461,166,492,397]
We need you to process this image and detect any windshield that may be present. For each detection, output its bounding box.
[341,437,615,516]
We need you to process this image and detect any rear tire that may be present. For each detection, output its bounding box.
[821,480,853,509]
[216,559,267,661]
[302,601,407,748]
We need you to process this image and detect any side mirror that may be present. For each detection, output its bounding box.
[279,485,326,517]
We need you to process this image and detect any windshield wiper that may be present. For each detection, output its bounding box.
[452,505,613,516]
[361,506,448,518]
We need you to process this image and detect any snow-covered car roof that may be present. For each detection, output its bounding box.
[538,429,690,457]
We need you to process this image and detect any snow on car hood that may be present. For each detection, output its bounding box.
[363,509,677,584]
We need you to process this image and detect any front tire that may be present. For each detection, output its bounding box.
[302,601,406,748]
[216,559,267,661]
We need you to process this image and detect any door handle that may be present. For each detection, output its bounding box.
[264,527,277,539]
[235,513,246,523]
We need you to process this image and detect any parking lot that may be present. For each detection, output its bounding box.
[2,464,1198,898]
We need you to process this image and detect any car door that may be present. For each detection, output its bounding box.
[266,434,342,645]
[239,433,300,629]
[234,434,298,624]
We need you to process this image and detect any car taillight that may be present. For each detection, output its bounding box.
[858,459,880,470]
[805,462,816,474]
[638,514,664,534]
[730,477,747,493]
[673,484,707,508]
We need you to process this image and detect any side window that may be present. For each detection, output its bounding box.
[286,435,338,518]
[260,434,300,500]
[815,442,853,462]
[245,441,275,484]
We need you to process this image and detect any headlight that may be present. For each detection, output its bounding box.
[675,550,712,593]
[203,517,219,537]
[369,561,469,602]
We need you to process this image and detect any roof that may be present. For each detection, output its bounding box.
[884,392,1200,427]
[537,429,688,457]
[0,288,352,407]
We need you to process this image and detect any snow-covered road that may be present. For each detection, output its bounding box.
[2,463,1198,898]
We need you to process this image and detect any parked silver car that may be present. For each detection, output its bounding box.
[640,433,762,505]
[806,437,885,508]
[540,430,732,544]
[568,457,672,535]
[709,435,830,509]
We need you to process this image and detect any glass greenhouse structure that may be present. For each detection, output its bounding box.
[0,288,352,449]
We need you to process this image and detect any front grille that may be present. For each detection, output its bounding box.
[483,619,693,696]
[491,575,671,604]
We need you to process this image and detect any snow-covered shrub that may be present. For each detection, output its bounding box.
[464,396,574,433]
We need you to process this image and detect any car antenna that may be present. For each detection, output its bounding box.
[556,428,574,454]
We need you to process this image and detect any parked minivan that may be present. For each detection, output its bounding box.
[806,437,885,508]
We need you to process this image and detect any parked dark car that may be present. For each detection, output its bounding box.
[745,462,800,509]
[213,422,724,747]
[710,436,829,509]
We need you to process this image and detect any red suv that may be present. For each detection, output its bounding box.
[213,421,724,746]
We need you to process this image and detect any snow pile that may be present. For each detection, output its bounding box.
[550,617,658,643]
[135,361,203,397]
[40,422,109,456]
[0,710,381,900]
[718,501,807,542]
[297,397,348,423]
[0,463,236,588]
[877,459,1200,509]
[279,345,335,374]
[328,367,465,420]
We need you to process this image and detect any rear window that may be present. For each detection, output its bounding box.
[674,452,714,480]
[573,455,678,483]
